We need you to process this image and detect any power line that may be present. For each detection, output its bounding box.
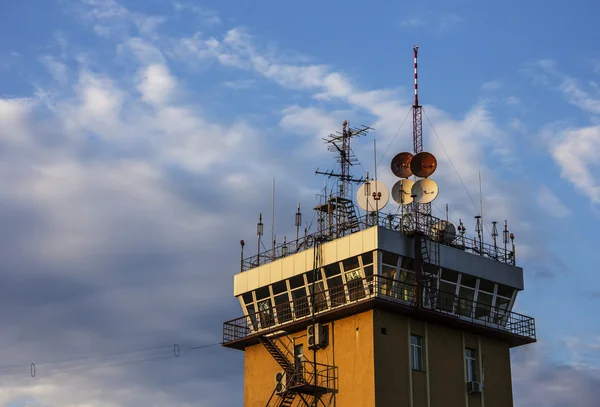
[0,342,222,379]
[376,106,413,171]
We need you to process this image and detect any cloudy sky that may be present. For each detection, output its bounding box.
[0,0,599,405]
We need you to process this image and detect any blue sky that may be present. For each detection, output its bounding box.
[1,0,600,406]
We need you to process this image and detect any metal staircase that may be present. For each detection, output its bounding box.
[333,197,360,236]
[259,336,295,375]
[421,236,440,269]
[260,334,335,407]
[260,335,299,407]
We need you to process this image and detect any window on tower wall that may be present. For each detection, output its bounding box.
[465,348,477,382]
[410,335,424,371]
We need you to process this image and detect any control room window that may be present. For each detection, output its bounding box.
[410,335,424,371]
[465,348,477,382]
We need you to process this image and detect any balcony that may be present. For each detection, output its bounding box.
[223,275,536,349]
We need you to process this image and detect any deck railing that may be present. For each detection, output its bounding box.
[241,212,515,272]
[223,275,535,344]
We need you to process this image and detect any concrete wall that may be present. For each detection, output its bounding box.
[243,309,514,407]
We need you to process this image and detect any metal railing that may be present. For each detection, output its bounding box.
[241,212,516,272]
[289,360,337,392]
[223,275,535,344]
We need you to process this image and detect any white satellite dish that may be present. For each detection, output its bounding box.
[356,180,389,212]
[391,179,414,205]
[411,179,439,204]
[431,220,456,243]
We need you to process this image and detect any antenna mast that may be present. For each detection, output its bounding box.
[411,46,431,226]
[315,121,371,239]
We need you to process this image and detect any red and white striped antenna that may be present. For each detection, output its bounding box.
[413,45,419,108]
[412,45,423,154]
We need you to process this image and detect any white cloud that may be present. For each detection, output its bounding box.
[439,13,464,30]
[481,79,502,91]
[547,125,600,205]
[137,64,177,106]
[506,96,521,105]
[533,59,600,115]
[537,185,571,217]
[400,17,424,27]
[174,2,221,26]
[222,79,256,89]
[40,56,70,84]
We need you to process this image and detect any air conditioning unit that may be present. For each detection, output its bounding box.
[307,323,324,350]
[467,381,483,393]
[275,371,288,394]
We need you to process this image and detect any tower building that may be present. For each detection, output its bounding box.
[222,47,536,407]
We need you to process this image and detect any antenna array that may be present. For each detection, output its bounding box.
[314,121,372,240]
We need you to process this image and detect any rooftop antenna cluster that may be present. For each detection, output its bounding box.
[243,45,518,274]
[314,120,372,240]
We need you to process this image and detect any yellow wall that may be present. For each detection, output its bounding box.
[243,311,376,407]
[243,309,514,407]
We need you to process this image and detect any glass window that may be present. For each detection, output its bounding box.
[382,251,399,266]
[289,275,305,289]
[380,265,396,297]
[411,335,424,371]
[309,281,327,312]
[246,304,257,330]
[441,268,459,283]
[400,256,414,270]
[457,286,475,317]
[497,284,515,298]
[398,270,415,302]
[438,281,456,313]
[460,274,477,288]
[274,293,292,323]
[306,269,323,283]
[364,265,374,294]
[346,270,365,301]
[258,299,274,328]
[324,264,341,278]
[327,276,345,306]
[242,292,253,304]
[494,296,510,325]
[475,292,493,320]
[294,344,304,366]
[272,281,287,295]
[255,286,270,300]
[361,251,373,265]
[342,256,360,272]
[465,348,477,382]
[479,279,495,293]
[292,288,309,318]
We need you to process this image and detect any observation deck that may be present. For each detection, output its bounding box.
[224,213,535,350]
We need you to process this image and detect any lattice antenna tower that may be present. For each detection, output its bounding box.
[411,46,432,225]
[315,121,371,238]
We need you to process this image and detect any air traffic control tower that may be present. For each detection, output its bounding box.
[222,48,536,407]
